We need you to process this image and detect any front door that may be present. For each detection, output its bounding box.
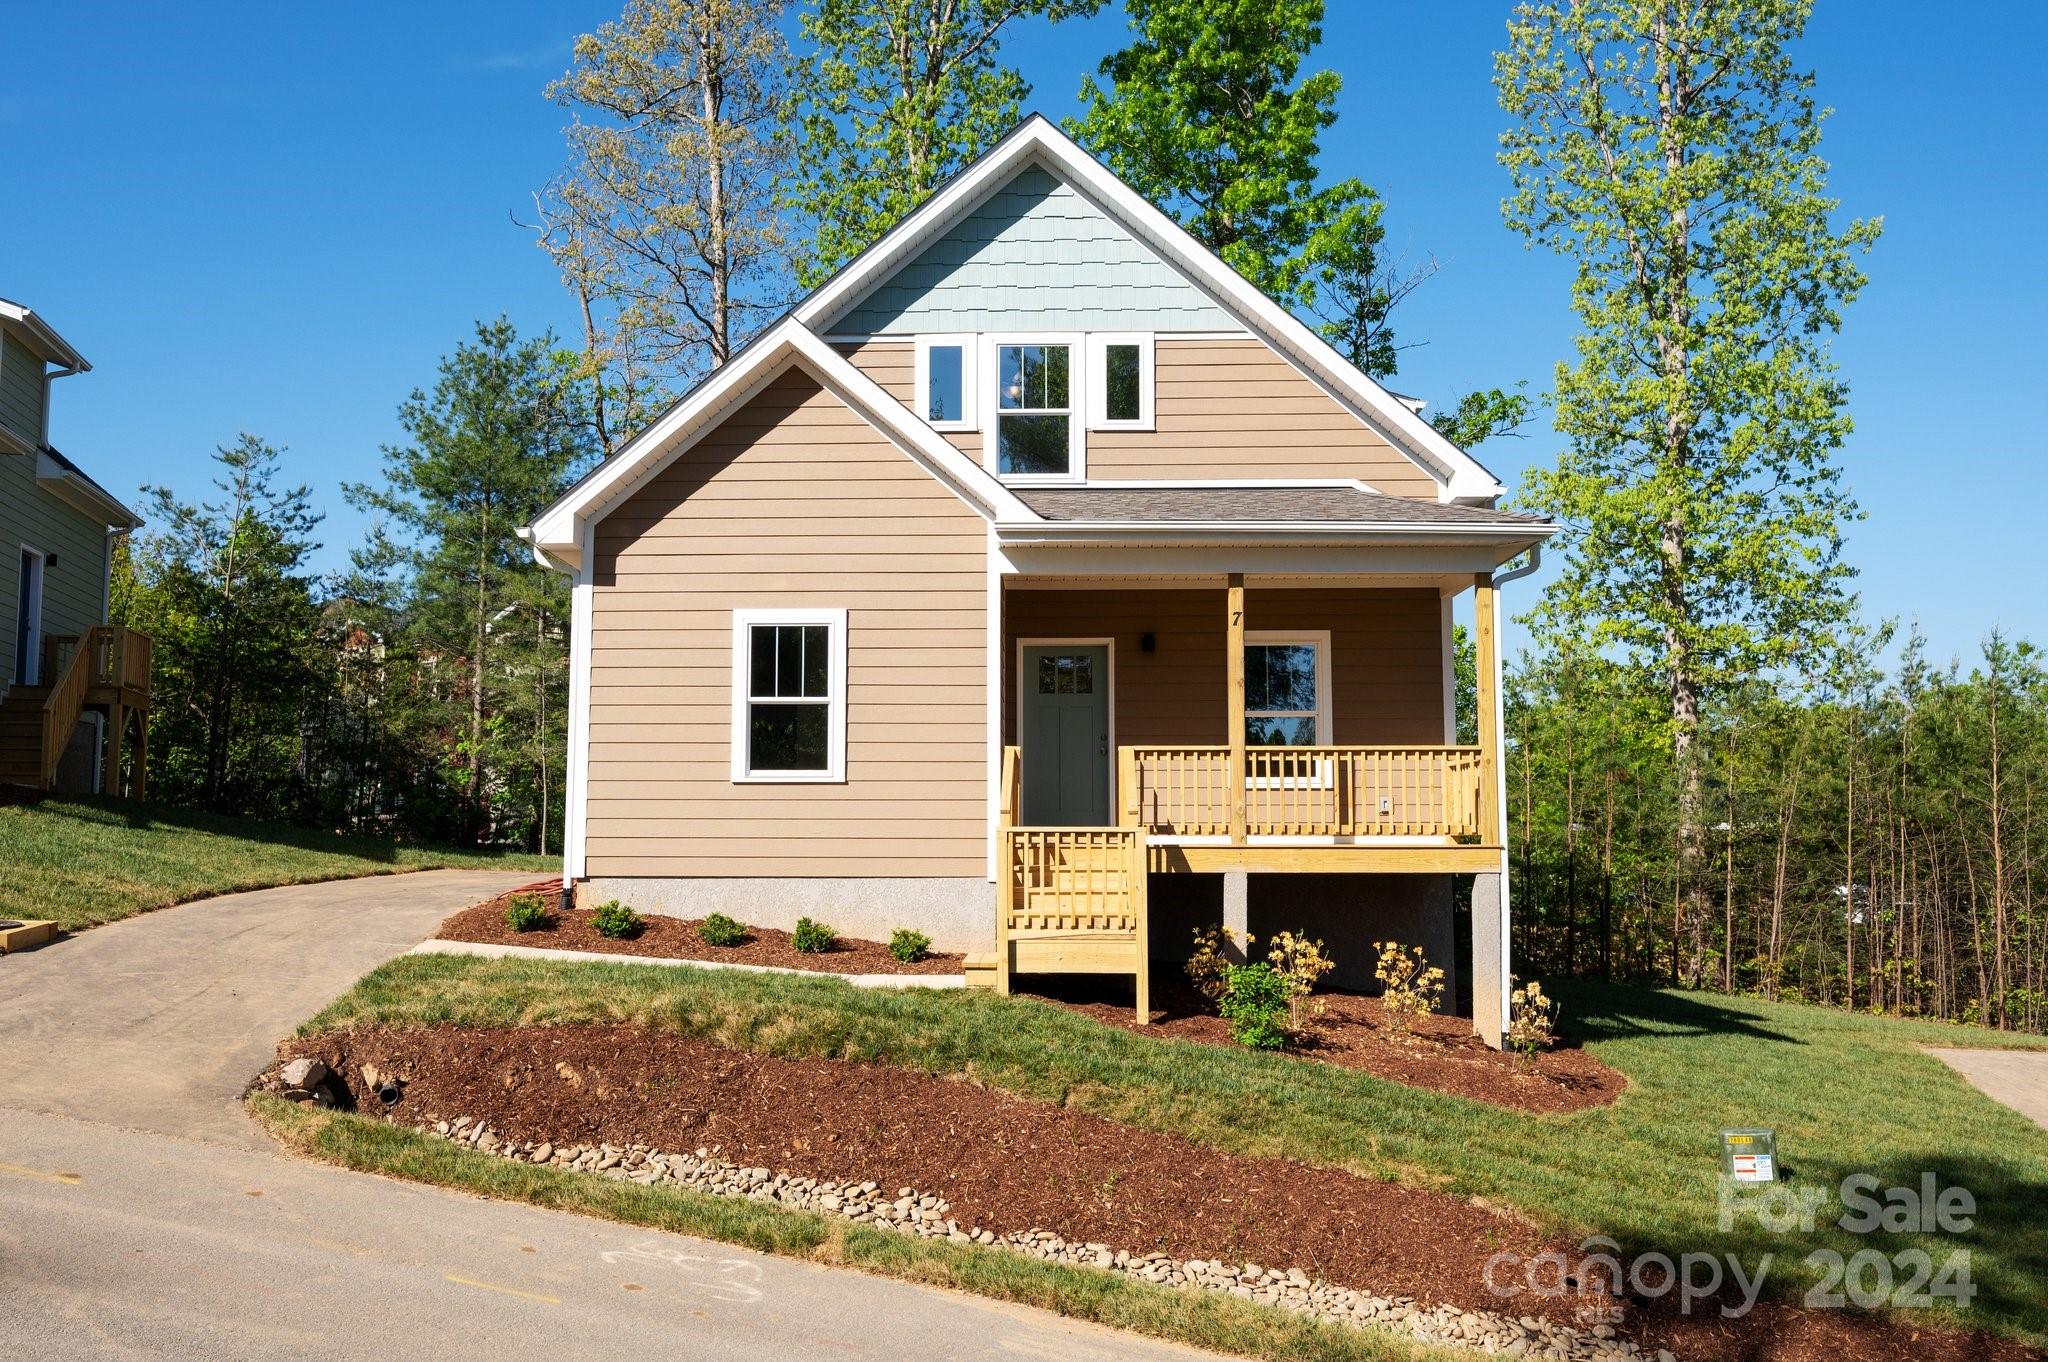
[1019,644,1110,825]
[14,548,42,686]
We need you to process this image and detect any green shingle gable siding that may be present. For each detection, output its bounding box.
[0,334,45,444]
[1,450,112,688]
[828,164,1238,335]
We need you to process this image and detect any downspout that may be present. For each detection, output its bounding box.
[1493,542,1542,588]
[516,525,583,912]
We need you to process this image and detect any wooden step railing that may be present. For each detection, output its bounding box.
[995,745,1149,1020]
[1120,744,1487,840]
[39,626,152,790]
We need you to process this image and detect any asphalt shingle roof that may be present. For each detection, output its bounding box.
[1013,486,1552,528]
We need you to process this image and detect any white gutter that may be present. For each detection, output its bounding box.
[994,520,1559,545]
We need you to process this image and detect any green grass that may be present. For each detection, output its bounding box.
[0,797,554,930]
[250,1093,1457,1362]
[301,956,2048,1345]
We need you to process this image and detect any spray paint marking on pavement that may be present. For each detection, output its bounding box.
[0,1162,82,1184]
[600,1242,766,1302]
[444,1273,562,1304]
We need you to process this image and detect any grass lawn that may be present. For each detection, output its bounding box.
[298,956,2048,1347]
[0,797,554,931]
[252,1094,1460,1362]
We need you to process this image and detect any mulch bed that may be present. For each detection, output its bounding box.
[1029,975,1627,1115]
[436,891,964,976]
[275,1023,2042,1362]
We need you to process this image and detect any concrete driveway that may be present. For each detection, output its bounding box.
[1929,1047,2048,1130]
[0,869,531,1148]
[0,871,1214,1362]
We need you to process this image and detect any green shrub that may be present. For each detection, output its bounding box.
[698,912,747,947]
[591,900,645,940]
[887,928,931,964]
[1217,962,1291,1050]
[502,893,549,933]
[791,916,837,953]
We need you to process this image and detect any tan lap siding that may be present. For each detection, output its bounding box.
[587,366,989,878]
[1003,587,1443,748]
[837,337,1438,497]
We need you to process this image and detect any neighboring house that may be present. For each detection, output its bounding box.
[522,118,1555,1045]
[0,297,152,797]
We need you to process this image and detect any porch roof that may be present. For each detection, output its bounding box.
[1011,485,1554,531]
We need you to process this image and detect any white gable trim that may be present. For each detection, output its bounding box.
[793,116,1504,504]
[524,322,1034,560]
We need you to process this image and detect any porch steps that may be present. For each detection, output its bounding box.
[963,953,997,991]
[0,684,51,787]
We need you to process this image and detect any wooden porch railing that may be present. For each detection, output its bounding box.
[1120,744,1487,840]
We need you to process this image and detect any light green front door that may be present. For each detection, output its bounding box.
[1019,644,1109,826]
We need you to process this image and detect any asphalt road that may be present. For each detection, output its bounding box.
[0,871,1210,1361]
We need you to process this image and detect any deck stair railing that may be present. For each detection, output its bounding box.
[994,745,1150,1020]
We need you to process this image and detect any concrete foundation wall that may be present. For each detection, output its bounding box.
[577,877,997,954]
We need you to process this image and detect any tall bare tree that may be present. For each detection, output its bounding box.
[541,0,792,423]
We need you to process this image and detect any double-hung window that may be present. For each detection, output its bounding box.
[991,339,1079,478]
[731,607,847,782]
[1244,632,1331,747]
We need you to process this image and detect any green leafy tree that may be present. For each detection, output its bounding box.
[345,320,597,846]
[1071,0,1374,322]
[788,0,1102,285]
[121,437,326,813]
[541,0,793,429]
[1497,0,1879,976]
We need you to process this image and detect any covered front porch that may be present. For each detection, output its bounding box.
[988,570,1510,1037]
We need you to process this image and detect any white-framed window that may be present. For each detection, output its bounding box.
[1245,631,1331,747]
[1086,333,1154,430]
[984,334,1084,481]
[914,336,975,430]
[730,607,848,783]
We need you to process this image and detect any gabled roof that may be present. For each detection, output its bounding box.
[522,322,1031,566]
[794,116,1505,504]
[0,297,90,371]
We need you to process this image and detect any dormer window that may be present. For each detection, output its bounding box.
[993,340,1077,478]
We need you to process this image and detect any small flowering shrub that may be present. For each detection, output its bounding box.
[698,912,747,947]
[1507,978,1560,1062]
[1265,930,1336,1030]
[1217,962,1291,1050]
[1185,924,1246,1001]
[502,893,548,933]
[1374,940,1445,1033]
[792,916,837,953]
[591,900,645,940]
[887,928,931,963]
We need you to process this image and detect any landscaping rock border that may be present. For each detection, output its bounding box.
[417,1113,1671,1362]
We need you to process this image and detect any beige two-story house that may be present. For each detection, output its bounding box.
[522,118,1554,1045]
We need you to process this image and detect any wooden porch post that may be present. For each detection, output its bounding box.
[133,710,149,801]
[1473,572,1501,847]
[101,701,124,796]
[1226,573,1247,844]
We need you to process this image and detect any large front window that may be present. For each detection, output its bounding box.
[731,607,847,782]
[1245,633,1330,746]
[995,342,1073,476]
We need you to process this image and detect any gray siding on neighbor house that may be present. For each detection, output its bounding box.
[1,449,114,690]
[0,334,45,444]
[827,163,1239,335]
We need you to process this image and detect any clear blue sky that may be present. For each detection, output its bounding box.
[5,3,2041,667]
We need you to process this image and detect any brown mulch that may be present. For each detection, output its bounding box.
[437,892,964,976]
[274,1023,2044,1362]
[1033,975,1626,1115]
